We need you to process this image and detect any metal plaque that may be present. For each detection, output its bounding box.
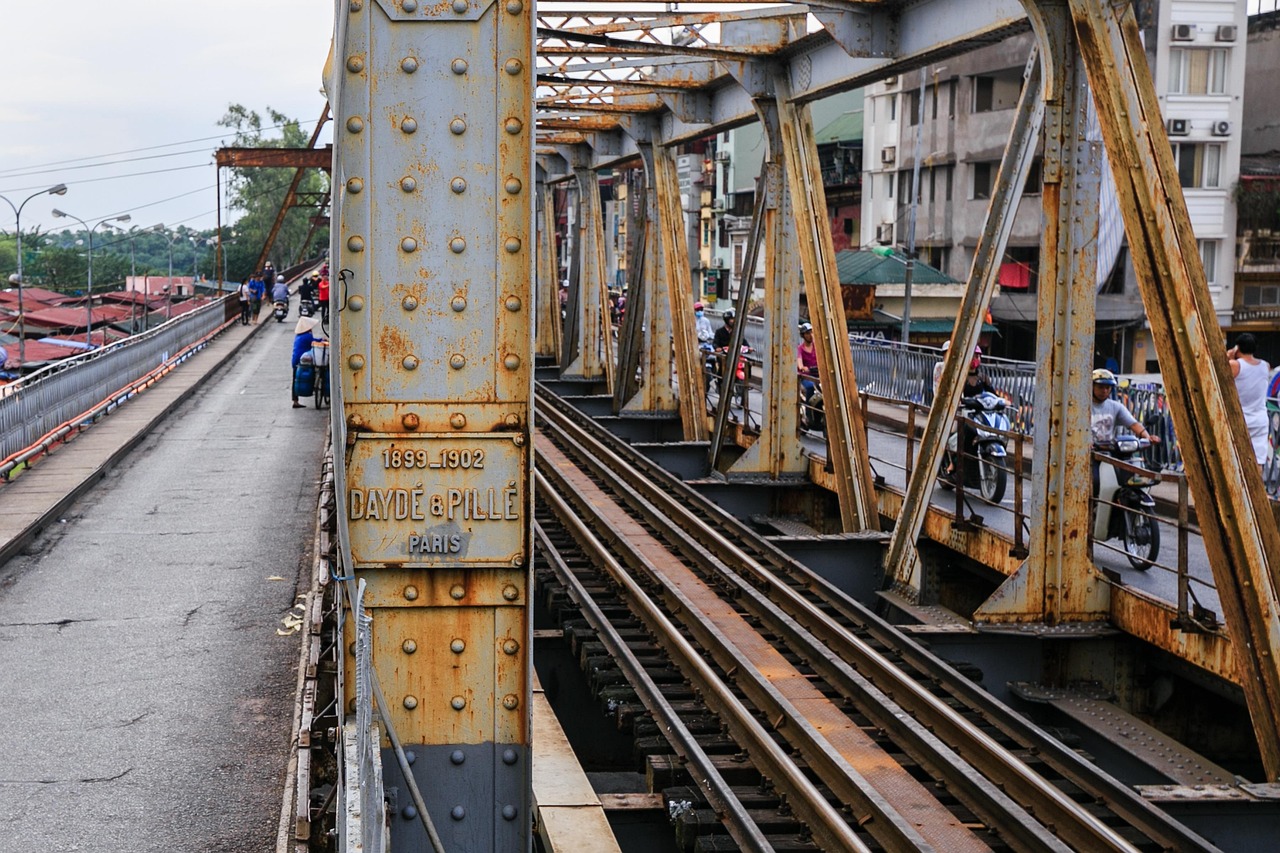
[347,433,525,567]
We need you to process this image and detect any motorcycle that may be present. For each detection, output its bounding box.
[941,391,1012,503]
[1093,436,1160,570]
[272,300,288,322]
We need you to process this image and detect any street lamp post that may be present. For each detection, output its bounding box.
[52,209,130,346]
[1,183,68,369]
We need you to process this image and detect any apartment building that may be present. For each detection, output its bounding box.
[861,0,1248,369]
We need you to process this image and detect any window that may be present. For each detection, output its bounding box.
[947,79,956,117]
[886,173,894,199]
[972,161,996,199]
[1199,239,1218,285]
[972,70,1023,113]
[888,93,898,121]
[944,164,953,201]
[1169,48,1228,95]
[907,89,921,126]
[924,246,950,272]
[1171,142,1222,188]
[1023,158,1043,195]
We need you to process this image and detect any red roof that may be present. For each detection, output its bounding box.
[21,306,131,330]
[8,339,84,368]
[0,288,69,308]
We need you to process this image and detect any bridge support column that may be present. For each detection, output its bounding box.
[623,134,703,436]
[561,150,614,387]
[723,81,807,482]
[767,67,879,528]
[535,170,562,360]
[1062,0,1280,779]
[975,5,1110,625]
[329,0,533,847]
[889,53,1044,597]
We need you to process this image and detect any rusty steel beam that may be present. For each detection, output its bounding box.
[773,69,878,529]
[241,103,332,278]
[1061,0,1280,779]
[213,145,333,170]
[560,156,614,386]
[888,52,1043,596]
[724,76,807,481]
[973,5,1110,626]
[536,179,562,359]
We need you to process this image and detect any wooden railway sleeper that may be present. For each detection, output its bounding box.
[537,474,877,853]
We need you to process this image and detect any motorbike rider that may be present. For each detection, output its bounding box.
[694,302,713,345]
[943,347,998,482]
[712,307,736,351]
[1090,368,1158,498]
[298,274,318,306]
[797,322,819,402]
[271,275,289,305]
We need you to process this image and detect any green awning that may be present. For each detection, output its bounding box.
[834,249,957,285]
[814,110,864,144]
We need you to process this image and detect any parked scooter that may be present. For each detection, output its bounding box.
[941,391,1012,503]
[1093,436,1161,569]
[272,300,288,322]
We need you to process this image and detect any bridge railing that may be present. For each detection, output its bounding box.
[736,314,1279,496]
[0,295,235,467]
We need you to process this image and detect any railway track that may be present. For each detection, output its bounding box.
[532,385,1218,853]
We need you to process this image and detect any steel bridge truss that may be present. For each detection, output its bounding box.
[531,0,1280,781]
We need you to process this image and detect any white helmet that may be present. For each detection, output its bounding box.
[276,274,286,283]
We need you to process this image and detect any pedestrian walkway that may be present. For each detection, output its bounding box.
[0,317,261,565]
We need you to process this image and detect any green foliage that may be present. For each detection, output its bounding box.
[1233,179,1280,231]
[219,104,330,281]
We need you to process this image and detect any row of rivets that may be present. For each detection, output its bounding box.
[399,583,519,602]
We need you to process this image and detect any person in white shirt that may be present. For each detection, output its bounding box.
[693,302,713,344]
[1228,333,1271,472]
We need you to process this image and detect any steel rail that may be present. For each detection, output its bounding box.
[537,405,1080,851]
[535,384,1222,853]
[537,398,1140,852]
[530,517,776,853]
[535,460,881,853]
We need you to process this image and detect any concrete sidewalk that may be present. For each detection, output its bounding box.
[0,317,264,568]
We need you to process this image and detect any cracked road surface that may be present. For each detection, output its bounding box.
[0,321,327,852]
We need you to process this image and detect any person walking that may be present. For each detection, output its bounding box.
[248,276,265,324]
[317,272,330,323]
[237,279,253,325]
[292,315,325,409]
[1228,333,1271,472]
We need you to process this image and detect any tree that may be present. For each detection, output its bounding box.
[218,104,330,282]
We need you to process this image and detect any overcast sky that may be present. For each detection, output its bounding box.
[0,2,335,238]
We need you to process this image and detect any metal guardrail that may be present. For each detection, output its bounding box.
[0,295,235,466]
[733,314,1280,495]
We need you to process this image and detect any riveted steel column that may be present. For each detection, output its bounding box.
[650,144,708,439]
[1065,0,1280,778]
[771,69,878,528]
[889,53,1044,597]
[975,4,1110,625]
[562,156,614,388]
[330,0,533,848]
[615,139,679,420]
[716,63,805,482]
[535,170,562,360]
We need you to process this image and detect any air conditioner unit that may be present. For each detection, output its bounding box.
[1212,120,1233,136]
[876,223,894,244]
[713,150,730,162]
[1167,118,1190,136]
[1216,25,1237,42]
[884,75,898,87]
[881,146,897,165]
[1171,23,1194,41]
